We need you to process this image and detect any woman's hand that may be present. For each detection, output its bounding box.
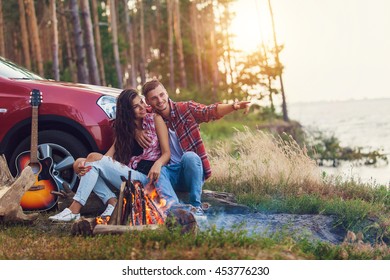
[76,159,92,177]
[147,162,162,182]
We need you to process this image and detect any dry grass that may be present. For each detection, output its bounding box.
[208,128,323,197]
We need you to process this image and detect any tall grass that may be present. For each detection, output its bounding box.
[208,128,322,197]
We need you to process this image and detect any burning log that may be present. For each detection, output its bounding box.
[115,172,166,226]
[0,154,38,222]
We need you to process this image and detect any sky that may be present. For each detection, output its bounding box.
[230,0,390,103]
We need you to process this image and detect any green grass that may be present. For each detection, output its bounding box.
[0,220,313,260]
[1,216,389,260]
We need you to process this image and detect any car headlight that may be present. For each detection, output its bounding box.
[97,95,117,119]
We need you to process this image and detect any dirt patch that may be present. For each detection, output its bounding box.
[198,212,345,244]
[187,190,346,244]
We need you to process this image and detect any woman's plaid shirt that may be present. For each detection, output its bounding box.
[129,113,161,170]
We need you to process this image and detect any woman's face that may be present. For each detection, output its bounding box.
[131,95,147,120]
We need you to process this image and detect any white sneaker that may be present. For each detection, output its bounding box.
[100,204,115,218]
[49,208,80,222]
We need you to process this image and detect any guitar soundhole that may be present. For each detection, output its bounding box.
[28,162,41,174]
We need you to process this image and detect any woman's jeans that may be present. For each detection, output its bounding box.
[73,156,179,207]
[161,152,204,207]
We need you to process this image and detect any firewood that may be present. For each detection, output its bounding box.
[71,217,96,236]
[113,181,126,225]
[0,155,38,222]
[165,207,198,235]
[93,224,161,235]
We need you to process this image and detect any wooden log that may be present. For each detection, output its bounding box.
[0,154,14,186]
[165,207,198,235]
[93,224,161,235]
[113,181,126,225]
[0,155,38,222]
[71,217,96,236]
[200,189,251,214]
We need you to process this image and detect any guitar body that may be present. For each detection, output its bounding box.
[16,151,59,211]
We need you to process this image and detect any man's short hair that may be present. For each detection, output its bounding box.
[142,79,163,98]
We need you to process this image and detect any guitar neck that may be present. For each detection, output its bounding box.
[30,106,39,164]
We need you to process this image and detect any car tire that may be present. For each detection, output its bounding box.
[10,130,90,191]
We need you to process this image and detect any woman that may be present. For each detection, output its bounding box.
[49,89,179,222]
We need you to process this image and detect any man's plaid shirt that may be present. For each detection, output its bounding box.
[162,99,221,180]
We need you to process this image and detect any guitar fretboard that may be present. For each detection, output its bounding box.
[30,105,39,164]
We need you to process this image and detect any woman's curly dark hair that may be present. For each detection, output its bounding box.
[113,89,139,164]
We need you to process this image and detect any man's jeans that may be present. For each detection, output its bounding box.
[73,156,179,207]
[161,152,204,207]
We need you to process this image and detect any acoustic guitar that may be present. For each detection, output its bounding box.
[15,89,59,211]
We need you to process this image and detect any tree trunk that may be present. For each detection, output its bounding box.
[138,0,146,84]
[191,1,204,92]
[58,0,77,83]
[0,0,4,57]
[91,0,106,86]
[51,0,60,81]
[17,0,31,69]
[40,3,52,63]
[80,0,100,85]
[70,0,89,84]
[167,0,175,91]
[209,2,219,102]
[25,0,44,76]
[109,0,122,88]
[173,0,187,88]
[123,0,137,88]
[268,0,289,121]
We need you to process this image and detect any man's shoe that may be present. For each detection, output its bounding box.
[49,208,80,222]
[100,204,115,218]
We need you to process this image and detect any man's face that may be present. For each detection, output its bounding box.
[145,85,169,114]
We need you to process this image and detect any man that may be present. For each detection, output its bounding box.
[138,79,250,215]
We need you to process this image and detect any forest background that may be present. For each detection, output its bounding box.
[0,0,287,121]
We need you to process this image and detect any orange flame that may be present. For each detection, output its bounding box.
[95,215,110,225]
[95,180,167,227]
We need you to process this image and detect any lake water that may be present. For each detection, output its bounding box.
[288,98,390,186]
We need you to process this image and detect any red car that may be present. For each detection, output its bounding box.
[0,57,120,203]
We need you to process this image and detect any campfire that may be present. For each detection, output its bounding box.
[72,171,198,236]
[96,171,166,226]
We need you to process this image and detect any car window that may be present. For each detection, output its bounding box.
[0,57,44,80]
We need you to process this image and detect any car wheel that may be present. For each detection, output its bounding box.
[10,130,90,191]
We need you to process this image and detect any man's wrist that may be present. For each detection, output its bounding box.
[232,102,238,111]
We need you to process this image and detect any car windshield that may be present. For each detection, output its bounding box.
[0,56,44,80]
